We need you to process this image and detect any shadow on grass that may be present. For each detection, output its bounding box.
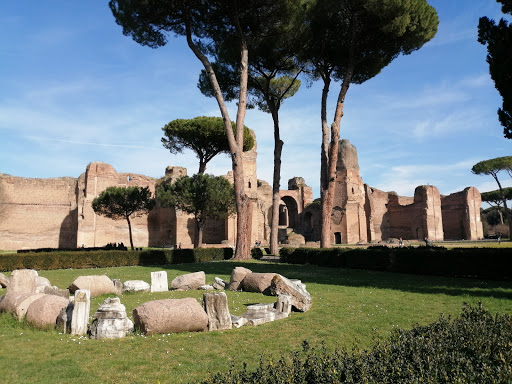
[152,260,512,301]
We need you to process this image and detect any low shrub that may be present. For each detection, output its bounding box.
[0,247,233,272]
[280,246,512,280]
[202,304,512,384]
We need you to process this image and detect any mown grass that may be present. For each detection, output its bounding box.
[1,259,511,383]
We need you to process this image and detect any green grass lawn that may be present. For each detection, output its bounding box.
[1,260,511,383]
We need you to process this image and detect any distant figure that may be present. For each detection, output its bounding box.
[178,243,182,249]
[398,238,403,248]
[498,235,501,245]
[424,237,431,247]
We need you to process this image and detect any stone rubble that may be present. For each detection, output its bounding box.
[90,297,134,339]
[150,271,168,292]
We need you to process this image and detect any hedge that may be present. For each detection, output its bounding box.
[202,304,512,384]
[0,247,233,272]
[280,246,512,280]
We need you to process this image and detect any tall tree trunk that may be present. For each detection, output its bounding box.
[492,172,512,238]
[270,106,283,255]
[194,219,204,248]
[320,72,332,248]
[126,216,134,250]
[185,17,251,259]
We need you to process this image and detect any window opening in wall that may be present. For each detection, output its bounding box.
[127,176,131,182]
[334,232,342,244]
[248,181,251,189]
[352,187,355,194]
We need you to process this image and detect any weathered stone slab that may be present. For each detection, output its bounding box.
[71,289,90,335]
[231,315,248,328]
[25,294,70,329]
[133,298,208,335]
[123,280,150,293]
[90,297,133,339]
[35,276,51,294]
[270,275,312,312]
[150,271,168,292]
[199,285,214,290]
[112,279,123,295]
[203,292,232,331]
[240,303,288,326]
[7,269,38,294]
[275,294,292,314]
[68,275,117,297]
[241,273,276,294]
[44,285,70,299]
[0,273,9,288]
[171,271,206,291]
[56,301,74,334]
[0,292,46,320]
[212,277,228,290]
[229,267,252,291]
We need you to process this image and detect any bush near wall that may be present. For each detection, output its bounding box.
[202,304,512,384]
[280,246,512,280]
[0,248,233,272]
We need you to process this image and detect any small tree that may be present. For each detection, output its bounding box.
[92,186,155,250]
[481,187,512,224]
[472,156,512,238]
[162,116,254,174]
[157,174,236,248]
[478,0,512,138]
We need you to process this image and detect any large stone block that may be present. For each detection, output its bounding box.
[71,289,90,335]
[270,275,312,312]
[7,269,38,294]
[203,292,232,331]
[68,275,117,297]
[171,271,206,291]
[25,294,71,329]
[133,298,208,335]
[150,271,169,292]
[229,267,252,291]
[123,280,150,293]
[240,273,277,294]
[90,297,133,339]
[35,276,51,293]
[0,292,46,320]
[0,273,9,288]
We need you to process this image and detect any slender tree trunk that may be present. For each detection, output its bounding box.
[198,157,206,174]
[126,216,134,250]
[320,73,332,248]
[492,173,512,238]
[270,106,283,255]
[184,17,250,259]
[194,219,204,248]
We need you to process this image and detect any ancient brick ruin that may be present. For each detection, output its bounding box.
[0,137,483,250]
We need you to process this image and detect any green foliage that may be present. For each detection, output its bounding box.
[161,116,254,174]
[479,0,512,138]
[202,304,512,384]
[157,174,236,247]
[303,0,439,85]
[280,246,512,280]
[92,186,155,250]
[92,186,155,221]
[481,187,512,205]
[471,156,512,177]
[0,248,233,272]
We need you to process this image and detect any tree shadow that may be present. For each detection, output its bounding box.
[151,260,512,301]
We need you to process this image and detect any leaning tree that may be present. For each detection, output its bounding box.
[162,116,254,175]
[478,0,512,138]
[301,0,438,247]
[157,173,236,248]
[110,0,292,259]
[92,186,156,250]
[472,156,512,237]
[197,2,303,255]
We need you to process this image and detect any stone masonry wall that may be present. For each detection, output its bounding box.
[441,187,484,240]
[0,174,77,250]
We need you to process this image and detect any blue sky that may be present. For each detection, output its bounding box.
[1,1,511,199]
